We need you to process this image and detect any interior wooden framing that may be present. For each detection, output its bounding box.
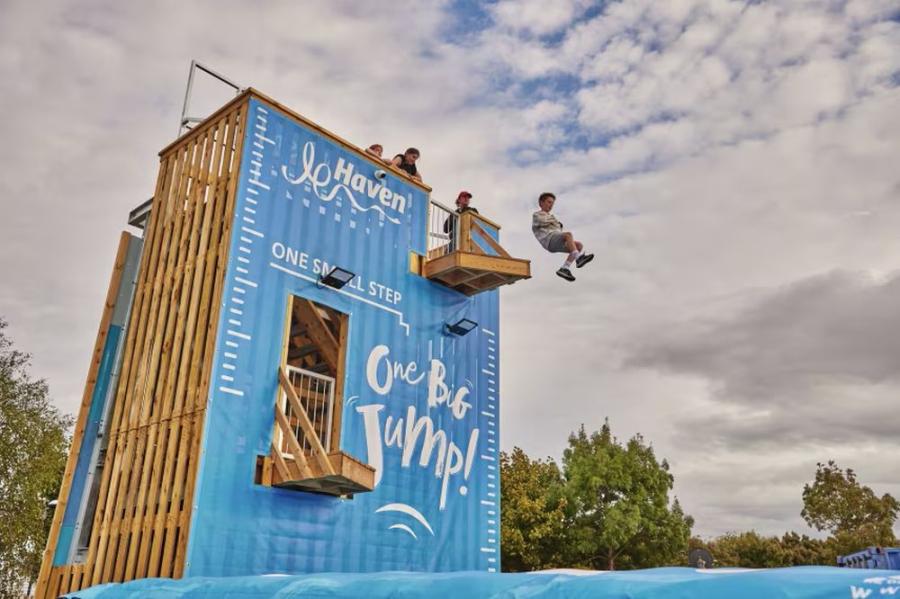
[36,92,248,599]
[424,211,531,295]
[257,296,374,497]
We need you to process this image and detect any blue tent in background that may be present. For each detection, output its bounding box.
[65,567,899,598]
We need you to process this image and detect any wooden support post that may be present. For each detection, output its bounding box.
[459,212,473,253]
[270,444,297,482]
[330,314,349,451]
[279,367,336,476]
[273,409,315,479]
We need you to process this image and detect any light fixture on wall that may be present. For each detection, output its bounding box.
[445,318,478,337]
[318,266,356,290]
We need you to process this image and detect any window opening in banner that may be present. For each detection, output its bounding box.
[256,295,374,496]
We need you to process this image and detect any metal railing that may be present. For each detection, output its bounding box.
[276,365,335,458]
[428,199,458,258]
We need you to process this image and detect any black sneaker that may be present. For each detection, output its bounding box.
[576,253,594,268]
[556,267,576,281]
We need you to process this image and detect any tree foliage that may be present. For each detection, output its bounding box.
[561,423,693,570]
[499,448,567,571]
[704,531,840,568]
[694,462,900,569]
[707,531,834,568]
[500,421,693,571]
[0,319,71,597]
[778,531,836,566]
[801,460,898,550]
[709,531,786,568]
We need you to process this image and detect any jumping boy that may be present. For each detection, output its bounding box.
[532,192,593,281]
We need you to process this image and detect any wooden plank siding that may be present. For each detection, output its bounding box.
[37,94,249,599]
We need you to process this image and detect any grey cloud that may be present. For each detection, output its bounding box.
[629,270,900,391]
[627,270,900,447]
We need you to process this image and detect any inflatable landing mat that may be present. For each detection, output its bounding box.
[64,567,899,598]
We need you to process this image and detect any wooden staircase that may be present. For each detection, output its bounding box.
[261,366,374,496]
[257,297,374,497]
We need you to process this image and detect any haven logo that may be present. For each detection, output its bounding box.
[282,141,409,225]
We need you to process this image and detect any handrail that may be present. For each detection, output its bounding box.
[469,211,502,231]
[469,219,510,257]
[428,199,458,258]
[457,212,506,257]
[277,366,336,476]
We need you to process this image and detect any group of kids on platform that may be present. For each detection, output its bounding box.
[363,144,594,282]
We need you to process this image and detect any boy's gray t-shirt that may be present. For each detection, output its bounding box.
[532,210,563,248]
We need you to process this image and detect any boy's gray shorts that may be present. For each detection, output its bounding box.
[544,232,570,253]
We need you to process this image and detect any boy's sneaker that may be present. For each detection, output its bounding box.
[576,253,594,268]
[556,267,576,281]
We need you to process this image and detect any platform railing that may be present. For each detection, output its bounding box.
[273,365,336,478]
[457,211,509,258]
[428,199,458,259]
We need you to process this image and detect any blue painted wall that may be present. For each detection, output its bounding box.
[184,98,500,576]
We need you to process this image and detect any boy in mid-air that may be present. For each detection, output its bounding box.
[532,192,593,281]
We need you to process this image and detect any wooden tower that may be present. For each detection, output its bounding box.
[36,89,529,598]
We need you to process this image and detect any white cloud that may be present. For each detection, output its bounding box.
[490,0,593,36]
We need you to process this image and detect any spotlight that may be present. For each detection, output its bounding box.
[374,169,387,180]
[318,266,356,290]
[445,318,478,337]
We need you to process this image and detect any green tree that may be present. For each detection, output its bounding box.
[709,532,787,568]
[801,460,898,551]
[697,532,833,568]
[500,447,567,571]
[778,531,834,566]
[0,319,71,597]
[560,422,693,570]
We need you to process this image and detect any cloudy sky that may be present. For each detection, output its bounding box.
[1,0,898,539]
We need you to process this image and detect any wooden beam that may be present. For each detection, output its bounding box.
[470,220,511,258]
[123,123,215,581]
[288,343,318,361]
[291,300,339,373]
[458,212,473,253]
[330,313,349,450]
[408,251,424,275]
[273,408,313,479]
[136,114,227,580]
[469,211,502,231]
[174,102,248,578]
[457,252,530,277]
[279,367,335,476]
[269,444,295,482]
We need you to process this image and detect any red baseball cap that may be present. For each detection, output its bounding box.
[457,190,472,199]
